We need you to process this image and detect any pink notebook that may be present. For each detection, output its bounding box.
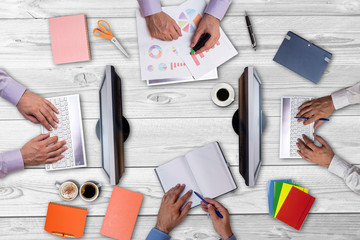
[49,14,91,64]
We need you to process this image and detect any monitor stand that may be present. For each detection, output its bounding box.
[95,117,130,142]
[232,109,267,135]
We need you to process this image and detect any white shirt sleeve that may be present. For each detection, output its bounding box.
[331,82,360,110]
[328,155,360,194]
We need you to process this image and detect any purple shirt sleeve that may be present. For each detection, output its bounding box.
[205,0,232,20]
[138,0,162,17]
[0,150,24,178]
[0,69,26,106]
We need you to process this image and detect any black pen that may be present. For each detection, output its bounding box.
[245,11,257,51]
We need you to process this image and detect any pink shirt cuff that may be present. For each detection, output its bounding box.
[138,0,162,17]
[205,0,232,20]
[1,150,24,175]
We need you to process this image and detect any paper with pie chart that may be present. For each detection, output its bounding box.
[136,8,217,82]
[178,9,202,33]
[170,0,238,79]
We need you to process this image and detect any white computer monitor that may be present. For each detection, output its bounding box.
[233,66,265,187]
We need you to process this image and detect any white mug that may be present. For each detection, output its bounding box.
[55,181,79,201]
[79,182,101,202]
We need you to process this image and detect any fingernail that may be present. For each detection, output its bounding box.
[189,190,193,193]
[189,201,192,205]
[176,184,180,187]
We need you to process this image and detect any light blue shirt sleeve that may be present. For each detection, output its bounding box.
[145,228,236,240]
[145,228,171,240]
[226,235,237,240]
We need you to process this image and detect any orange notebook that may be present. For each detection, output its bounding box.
[44,202,88,238]
[49,14,91,64]
[100,187,143,240]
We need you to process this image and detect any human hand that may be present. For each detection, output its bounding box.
[145,11,182,41]
[20,133,67,166]
[201,198,233,240]
[191,14,220,54]
[296,96,335,129]
[17,91,59,131]
[297,134,334,168]
[155,184,193,234]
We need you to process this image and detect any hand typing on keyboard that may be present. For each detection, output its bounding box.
[296,134,334,168]
[17,91,59,131]
[20,133,67,166]
[296,96,335,129]
[41,95,87,171]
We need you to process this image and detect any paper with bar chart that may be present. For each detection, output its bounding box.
[177,27,238,79]
[136,5,217,83]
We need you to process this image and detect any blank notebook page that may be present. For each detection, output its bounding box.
[156,156,202,206]
[185,142,236,198]
[49,14,91,64]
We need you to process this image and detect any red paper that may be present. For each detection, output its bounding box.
[275,187,315,230]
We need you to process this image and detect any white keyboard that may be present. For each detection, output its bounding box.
[41,95,87,171]
[289,97,314,157]
[280,96,314,158]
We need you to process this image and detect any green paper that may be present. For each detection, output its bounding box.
[272,182,299,216]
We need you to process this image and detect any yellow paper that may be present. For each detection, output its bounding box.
[274,183,308,217]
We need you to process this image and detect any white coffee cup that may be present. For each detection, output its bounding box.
[55,181,79,201]
[79,182,101,202]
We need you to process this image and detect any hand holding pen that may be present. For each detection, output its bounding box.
[296,96,335,129]
[198,195,234,240]
[191,14,220,54]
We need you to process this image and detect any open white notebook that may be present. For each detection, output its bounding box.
[155,142,237,207]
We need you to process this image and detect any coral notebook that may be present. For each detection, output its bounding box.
[49,14,91,64]
[275,187,315,230]
[100,187,143,240]
[44,202,88,238]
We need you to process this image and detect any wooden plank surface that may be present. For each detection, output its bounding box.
[1,116,359,167]
[1,214,360,240]
[2,0,360,19]
[0,16,360,120]
[1,0,360,239]
[0,167,359,217]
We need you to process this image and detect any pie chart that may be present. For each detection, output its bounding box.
[158,63,167,71]
[147,65,154,72]
[148,45,162,59]
[178,9,202,33]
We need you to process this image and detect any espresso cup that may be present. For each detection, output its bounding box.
[211,83,235,107]
[79,182,101,202]
[55,181,79,201]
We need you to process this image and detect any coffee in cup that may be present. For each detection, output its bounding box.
[80,182,101,202]
[56,181,78,201]
[211,83,235,107]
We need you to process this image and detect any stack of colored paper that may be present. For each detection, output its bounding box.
[267,179,315,230]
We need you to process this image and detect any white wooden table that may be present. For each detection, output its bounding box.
[1,0,360,239]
